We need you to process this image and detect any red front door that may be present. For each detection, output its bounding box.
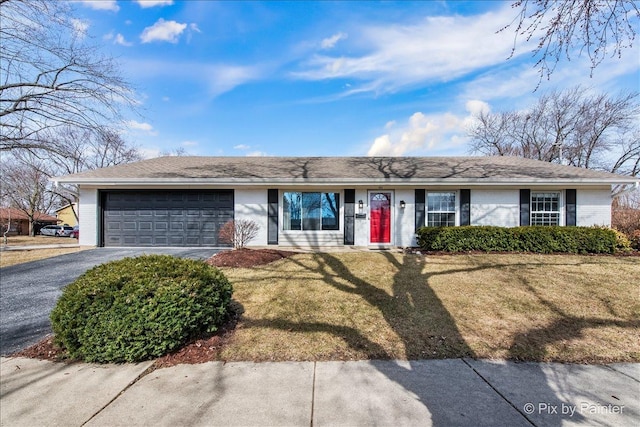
[370,192,391,244]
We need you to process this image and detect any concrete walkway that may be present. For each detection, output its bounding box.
[1,357,637,427]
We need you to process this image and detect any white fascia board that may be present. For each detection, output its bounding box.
[54,177,639,187]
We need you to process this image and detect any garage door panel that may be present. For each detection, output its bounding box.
[123,222,137,231]
[202,236,217,245]
[154,236,168,245]
[124,236,139,245]
[102,190,233,247]
[201,221,216,231]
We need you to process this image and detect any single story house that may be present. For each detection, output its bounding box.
[55,203,78,227]
[53,156,639,248]
[0,207,58,236]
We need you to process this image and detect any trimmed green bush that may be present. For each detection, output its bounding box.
[416,226,628,254]
[51,255,233,363]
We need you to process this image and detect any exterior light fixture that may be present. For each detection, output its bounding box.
[400,200,406,209]
[358,200,364,210]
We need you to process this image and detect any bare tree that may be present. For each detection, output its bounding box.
[2,208,11,244]
[219,220,260,249]
[17,126,143,222]
[0,0,137,154]
[504,0,639,82]
[1,154,58,236]
[469,87,640,179]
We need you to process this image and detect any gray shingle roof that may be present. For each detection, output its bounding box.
[54,156,637,185]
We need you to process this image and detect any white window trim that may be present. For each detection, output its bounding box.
[280,189,343,234]
[530,190,564,226]
[425,190,459,227]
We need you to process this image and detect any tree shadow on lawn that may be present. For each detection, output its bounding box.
[240,252,640,425]
[508,276,640,361]
[240,252,611,425]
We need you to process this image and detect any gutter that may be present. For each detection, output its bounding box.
[50,177,640,187]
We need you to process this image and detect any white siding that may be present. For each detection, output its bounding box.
[78,185,615,248]
[234,189,268,246]
[576,188,611,226]
[354,189,369,246]
[395,188,416,247]
[78,187,98,246]
[279,232,344,247]
[470,190,519,227]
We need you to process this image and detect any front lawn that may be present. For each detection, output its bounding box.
[1,236,82,268]
[220,252,639,363]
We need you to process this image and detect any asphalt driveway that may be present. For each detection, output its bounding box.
[0,248,219,355]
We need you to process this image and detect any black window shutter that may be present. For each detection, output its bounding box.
[520,189,530,226]
[566,189,576,226]
[267,189,278,245]
[344,189,355,245]
[460,189,471,226]
[415,189,426,231]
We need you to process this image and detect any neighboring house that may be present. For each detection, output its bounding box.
[0,207,58,236]
[55,203,78,226]
[53,156,639,248]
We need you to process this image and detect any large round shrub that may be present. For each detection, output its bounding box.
[51,255,233,363]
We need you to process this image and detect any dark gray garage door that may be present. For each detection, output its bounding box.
[102,190,233,247]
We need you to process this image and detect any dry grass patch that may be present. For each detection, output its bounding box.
[0,247,84,268]
[3,235,76,246]
[220,252,639,363]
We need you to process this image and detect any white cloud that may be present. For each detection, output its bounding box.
[125,120,157,135]
[294,4,536,96]
[186,23,201,43]
[139,147,162,159]
[246,151,267,157]
[206,64,262,96]
[465,100,490,117]
[367,104,485,156]
[80,1,119,12]
[140,19,187,44]
[233,144,265,156]
[114,33,133,46]
[137,0,174,8]
[181,140,198,147]
[71,19,89,38]
[124,58,266,97]
[460,44,640,108]
[321,32,347,49]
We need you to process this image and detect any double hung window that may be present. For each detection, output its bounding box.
[530,192,560,226]
[426,192,456,227]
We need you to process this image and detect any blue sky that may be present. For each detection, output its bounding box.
[74,0,639,158]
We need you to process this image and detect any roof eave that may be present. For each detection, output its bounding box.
[52,177,639,187]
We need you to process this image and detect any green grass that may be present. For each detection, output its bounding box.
[220,252,640,363]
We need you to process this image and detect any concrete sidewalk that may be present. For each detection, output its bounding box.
[1,357,637,427]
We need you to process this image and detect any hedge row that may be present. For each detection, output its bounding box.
[51,255,233,363]
[416,226,630,254]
